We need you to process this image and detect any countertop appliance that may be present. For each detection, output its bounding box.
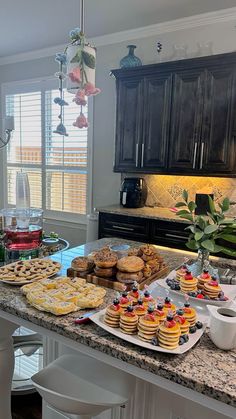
[120,177,147,208]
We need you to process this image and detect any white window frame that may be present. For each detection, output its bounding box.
[1,76,93,224]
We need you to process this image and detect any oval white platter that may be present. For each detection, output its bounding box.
[156,270,236,307]
[90,309,207,355]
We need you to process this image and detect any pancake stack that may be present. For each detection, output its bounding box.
[128,283,140,304]
[182,301,197,326]
[119,290,132,311]
[204,279,221,299]
[153,303,166,324]
[134,299,147,317]
[175,264,188,281]
[163,297,176,315]
[197,269,212,290]
[104,298,122,328]
[119,306,138,334]
[158,315,181,350]
[180,271,198,293]
[138,308,159,342]
[174,309,190,335]
[142,288,155,308]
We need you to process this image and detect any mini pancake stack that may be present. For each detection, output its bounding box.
[174,309,190,335]
[119,290,132,311]
[158,315,181,350]
[116,256,144,284]
[119,306,138,334]
[134,299,147,317]
[93,247,118,278]
[142,288,155,308]
[163,297,176,315]
[197,269,212,290]
[128,283,140,304]
[182,301,197,326]
[104,298,122,328]
[204,279,222,299]
[175,264,188,281]
[138,308,159,342]
[180,270,198,293]
[153,303,166,324]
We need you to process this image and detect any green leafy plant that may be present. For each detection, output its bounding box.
[175,190,236,257]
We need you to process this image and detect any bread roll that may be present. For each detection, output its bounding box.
[116,256,144,273]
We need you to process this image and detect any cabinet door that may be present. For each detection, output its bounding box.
[141,73,172,171]
[200,66,236,173]
[114,77,143,172]
[168,69,204,172]
[98,213,150,242]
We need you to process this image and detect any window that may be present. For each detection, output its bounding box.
[2,79,91,222]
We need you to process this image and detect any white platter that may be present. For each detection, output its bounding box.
[90,309,207,355]
[157,270,236,307]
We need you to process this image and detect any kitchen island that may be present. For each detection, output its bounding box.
[0,238,236,419]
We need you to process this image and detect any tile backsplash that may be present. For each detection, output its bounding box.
[143,175,236,215]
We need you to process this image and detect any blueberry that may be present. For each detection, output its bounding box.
[219,291,224,298]
[175,284,181,291]
[179,337,185,345]
[189,326,197,334]
[151,337,158,346]
[195,321,203,329]
[127,305,134,312]
[165,297,171,303]
[177,309,184,315]
[182,334,189,342]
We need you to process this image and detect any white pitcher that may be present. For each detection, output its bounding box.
[207,304,236,350]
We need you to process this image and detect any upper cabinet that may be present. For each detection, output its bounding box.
[112,52,236,176]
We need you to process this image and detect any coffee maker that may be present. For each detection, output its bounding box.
[120,177,147,208]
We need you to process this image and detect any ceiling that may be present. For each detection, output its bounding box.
[0,0,236,58]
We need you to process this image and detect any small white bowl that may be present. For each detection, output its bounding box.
[109,244,130,259]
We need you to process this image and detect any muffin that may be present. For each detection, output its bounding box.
[94,248,118,268]
[71,256,94,272]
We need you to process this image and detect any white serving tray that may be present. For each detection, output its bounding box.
[156,270,236,307]
[90,309,206,355]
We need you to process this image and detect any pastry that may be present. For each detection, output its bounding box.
[138,307,159,342]
[163,297,176,315]
[0,258,61,283]
[197,269,212,290]
[116,270,143,284]
[119,290,132,310]
[180,270,198,293]
[21,282,45,295]
[94,248,118,268]
[145,258,161,275]
[204,278,221,299]
[182,300,197,326]
[134,299,147,317]
[104,298,122,327]
[128,247,142,257]
[142,289,155,308]
[139,244,159,261]
[174,309,190,335]
[116,256,144,273]
[176,264,188,281]
[94,266,117,278]
[128,283,140,304]
[142,264,152,278]
[40,297,78,315]
[158,313,181,350]
[153,302,166,324]
[120,306,138,334]
[71,256,94,272]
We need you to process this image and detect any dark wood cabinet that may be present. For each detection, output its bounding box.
[112,52,236,176]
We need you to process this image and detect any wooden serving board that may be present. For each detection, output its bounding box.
[67,264,169,291]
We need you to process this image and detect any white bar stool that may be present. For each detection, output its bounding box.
[32,353,135,419]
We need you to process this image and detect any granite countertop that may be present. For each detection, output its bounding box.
[0,238,236,408]
[98,204,188,223]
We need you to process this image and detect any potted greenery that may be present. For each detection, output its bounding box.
[175,190,236,272]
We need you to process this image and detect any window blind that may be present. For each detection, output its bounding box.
[5,82,88,216]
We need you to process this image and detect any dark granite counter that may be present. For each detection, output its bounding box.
[0,238,235,408]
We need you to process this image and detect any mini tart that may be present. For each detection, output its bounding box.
[175,265,188,281]
[71,256,94,272]
[116,256,144,273]
[204,280,221,299]
[104,303,122,328]
[120,310,138,334]
[158,319,181,349]
[138,312,159,341]
[180,272,198,293]
[182,305,197,326]
[197,271,212,289]
[174,314,190,335]
[94,249,118,268]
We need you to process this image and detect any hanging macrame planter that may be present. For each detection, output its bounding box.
[53,0,101,134]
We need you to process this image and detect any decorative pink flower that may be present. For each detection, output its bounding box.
[73,89,87,106]
[68,66,82,83]
[84,82,101,96]
[73,112,88,129]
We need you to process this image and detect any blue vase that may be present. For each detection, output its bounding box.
[120,45,142,68]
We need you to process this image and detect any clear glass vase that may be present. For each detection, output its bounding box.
[189,248,216,277]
